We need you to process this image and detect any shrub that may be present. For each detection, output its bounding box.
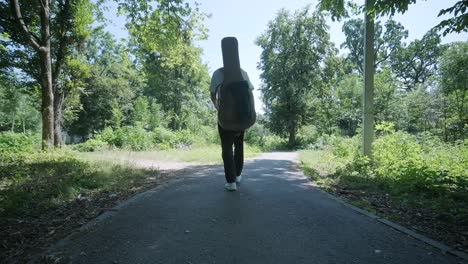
[99,126,116,145]
[336,131,468,193]
[152,127,175,149]
[172,129,195,148]
[193,125,219,145]
[0,132,39,153]
[328,135,359,159]
[73,138,108,152]
[120,126,154,151]
[373,132,425,181]
[245,122,267,147]
[96,126,153,150]
[297,125,319,148]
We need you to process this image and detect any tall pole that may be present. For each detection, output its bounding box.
[362,0,375,157]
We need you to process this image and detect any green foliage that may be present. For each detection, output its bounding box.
[132,96,150,127]
[318,0,467,36]
[433,0,468,36]
[296,125,320,147]
[73,138,108,152]
[152,127,175,147]
[0,76,40,133]
[341,18,408,73]
[80,125,221,152]
[113,126,153,151]
[330,132,468,193]
[335,74,362,136]
[390,30,443,90]
[439,42,467,140]
[302,130,467,196]
[0,132,40,153]
[125,1,211,131]
[68,28,144,137]
[148,101,168,129]
[256,6,335,147]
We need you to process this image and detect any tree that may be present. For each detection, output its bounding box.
[390,29,443,90]
[256,7,334,147]
[0,74,40,132]
[341,18,408,73]
[373,68,398,123]
[0,0,94,148]
[439,41,467,140]
[319,0,467,35]
[319,0,468,157]
[313,54,346,135]
[125,4,211,130]
[132,96,150,127]
[335,74,362,136]
[68,28,143,137]
[1,0,54,148]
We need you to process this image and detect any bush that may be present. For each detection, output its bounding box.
[95,126,153,151]
[335,131,468,193]
[120,126,154,151]
[193,125,219,145]
[328,135,359,159]
[172,129,195,148]
[152,127,174,144]
[373,132,425,181]
[99,126,117,145]
[0,132,39,153]
[297,125,319,148]
[73,138,108,152]
[245,122,267,147]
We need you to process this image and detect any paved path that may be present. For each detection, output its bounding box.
[48,152,462,264]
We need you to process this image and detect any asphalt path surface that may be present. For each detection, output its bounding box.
[48,152,462,264]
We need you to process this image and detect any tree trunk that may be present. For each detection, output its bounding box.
[39,1,54,150]
[362,0,375,157]
[53,91,64,147]
[40,49,55,150]
[288,121,296,148]
[11,0,54,149]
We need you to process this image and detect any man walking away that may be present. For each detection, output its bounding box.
[210,37,256,191]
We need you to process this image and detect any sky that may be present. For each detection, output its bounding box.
[105,0,467,113]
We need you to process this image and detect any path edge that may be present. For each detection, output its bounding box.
[301,173,468,262]
[290,156,468,262]
[28,174,191,264]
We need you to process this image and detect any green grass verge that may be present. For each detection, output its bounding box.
[0,150,158,217]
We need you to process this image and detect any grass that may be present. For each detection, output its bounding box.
[350,200,377,215]
[0,150,159,217]
[298,149,468,214]
[76,143,262,164]
[299,149,347,176]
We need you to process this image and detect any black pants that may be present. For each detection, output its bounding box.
[218,124,244,183]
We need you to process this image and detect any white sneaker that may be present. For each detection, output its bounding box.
[225,182,237,191]
[236,175,242,183]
